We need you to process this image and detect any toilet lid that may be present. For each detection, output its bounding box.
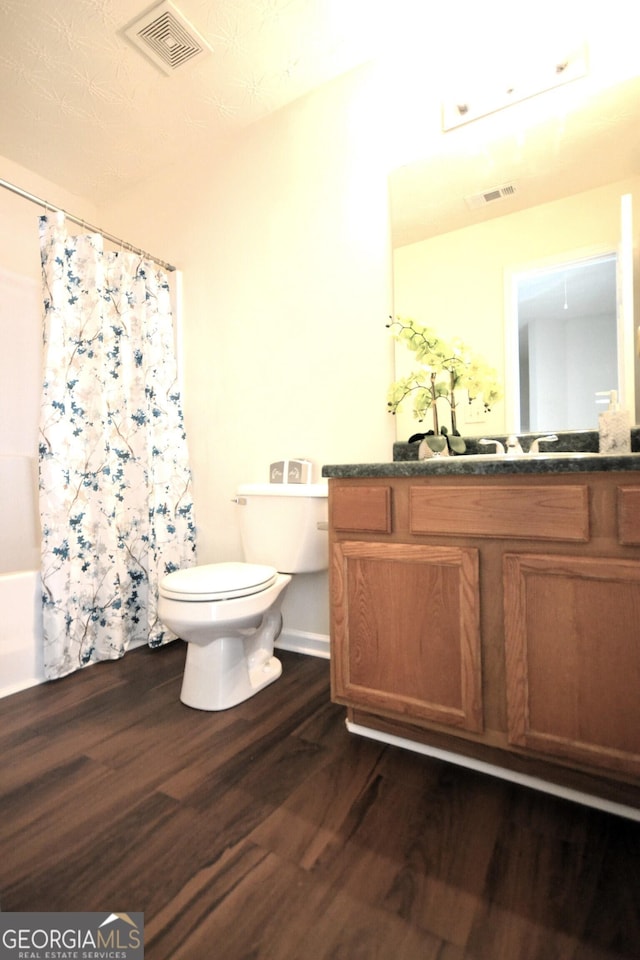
[159,562,278,601]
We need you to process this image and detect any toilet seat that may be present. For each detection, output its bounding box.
[160,561,278,602]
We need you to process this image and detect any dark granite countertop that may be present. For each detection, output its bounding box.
[322,430,640,479]
[322,453,640,478]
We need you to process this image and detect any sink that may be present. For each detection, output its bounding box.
[447,452,598,462]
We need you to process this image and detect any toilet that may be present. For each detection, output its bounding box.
[158,482,328,710]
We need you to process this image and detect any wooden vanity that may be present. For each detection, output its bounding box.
[323,452,640,817]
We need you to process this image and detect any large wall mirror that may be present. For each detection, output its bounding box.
[389,72,640,441]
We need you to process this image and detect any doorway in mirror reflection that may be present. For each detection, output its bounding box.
[511,251,617,432]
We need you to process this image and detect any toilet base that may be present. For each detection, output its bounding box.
[159,572,291,711]
[179,628,283,711]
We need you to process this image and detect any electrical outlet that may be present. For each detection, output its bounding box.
[465,399,486,424]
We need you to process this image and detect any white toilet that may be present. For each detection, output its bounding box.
[158,482,328,711]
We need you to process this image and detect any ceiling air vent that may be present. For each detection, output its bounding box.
[124,0,211,75]
[465,182,518,210]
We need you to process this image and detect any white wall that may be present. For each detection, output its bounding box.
[101,62,396,643]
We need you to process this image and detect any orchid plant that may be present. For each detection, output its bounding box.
[386,316,502,437]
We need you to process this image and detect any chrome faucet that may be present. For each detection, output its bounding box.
[479,438,505,455]
[529,434,559,453]
[505,435,523,455]
[479,434,560,457]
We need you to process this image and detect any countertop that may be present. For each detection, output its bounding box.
[322,429,640,478]
[322,453,640,478]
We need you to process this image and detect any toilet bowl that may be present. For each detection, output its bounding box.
[158,482,328,711]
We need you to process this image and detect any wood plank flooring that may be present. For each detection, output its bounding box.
[0,642,638,959]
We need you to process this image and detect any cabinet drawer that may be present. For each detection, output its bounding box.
[410,484,589,541]
[331,485,391,533]
[618,486,640,544]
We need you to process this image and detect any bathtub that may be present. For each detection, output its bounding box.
[0,454,44,697]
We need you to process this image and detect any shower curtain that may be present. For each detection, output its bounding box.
[38,214,196,680]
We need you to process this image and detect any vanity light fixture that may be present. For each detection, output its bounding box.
[442,43,587,131]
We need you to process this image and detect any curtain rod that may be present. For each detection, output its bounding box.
[0,176,176,272]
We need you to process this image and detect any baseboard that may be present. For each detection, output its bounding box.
[0,632,329,701]
[0,676,43,699]
[346,720,640,823]
[0,636,161,700]
[276,628,330,660]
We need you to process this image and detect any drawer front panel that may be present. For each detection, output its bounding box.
[410,484,589,541]
[331,485,391,533]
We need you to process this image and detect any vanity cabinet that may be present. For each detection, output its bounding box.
[328,472,640,808]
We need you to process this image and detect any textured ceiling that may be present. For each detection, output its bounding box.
[0,0,386,203]
[1,0,639,228]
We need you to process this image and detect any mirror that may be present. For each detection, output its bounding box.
[389,72,640,440]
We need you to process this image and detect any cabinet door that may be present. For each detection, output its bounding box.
[504,553,640,777]
[331,541,482,732]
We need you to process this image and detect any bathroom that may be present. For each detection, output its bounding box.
[3,5,640,957]
[1,2,639,702]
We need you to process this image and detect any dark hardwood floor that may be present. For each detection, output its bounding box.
[0,642,638,959]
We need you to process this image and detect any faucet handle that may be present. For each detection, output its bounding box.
[529,434,559,454]
[479,438,505,455]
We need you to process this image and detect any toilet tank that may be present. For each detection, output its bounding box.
[236,482,328,574]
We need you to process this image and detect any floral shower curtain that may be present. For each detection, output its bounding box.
[38,214,196,680]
